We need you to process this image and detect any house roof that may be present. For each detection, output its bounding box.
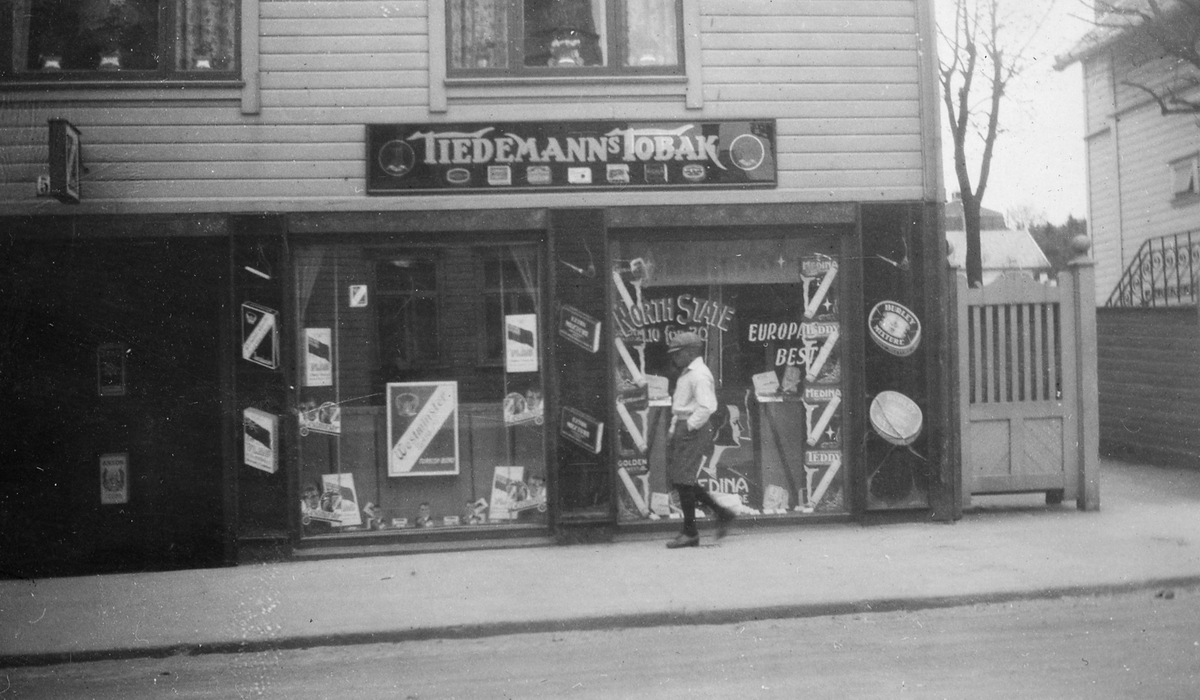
[943,198,1008,230]
[945,229,1053,271]
[1055,0,1186,69]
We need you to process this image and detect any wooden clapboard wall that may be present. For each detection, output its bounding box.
[1097,307,1200,466]
[0,0,936,214]
[1081,33,1200,302]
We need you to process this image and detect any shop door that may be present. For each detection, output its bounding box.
[0,238,227,576]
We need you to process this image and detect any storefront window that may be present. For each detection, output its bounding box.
[610,234,846,521]
[295,241,547,537]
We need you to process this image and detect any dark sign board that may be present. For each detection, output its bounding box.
[48,119,81,204]
[366,120,776,194]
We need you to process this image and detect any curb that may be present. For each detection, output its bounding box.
[5,575,1198,669]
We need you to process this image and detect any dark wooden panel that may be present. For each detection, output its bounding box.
[1097,308,1200,464]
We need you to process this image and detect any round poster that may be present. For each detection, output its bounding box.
[868,300,921,357]
[869,391,923,446]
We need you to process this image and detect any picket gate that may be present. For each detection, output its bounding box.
[956,251,1099,509]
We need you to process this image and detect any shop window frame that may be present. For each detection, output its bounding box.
[1,0,244,89]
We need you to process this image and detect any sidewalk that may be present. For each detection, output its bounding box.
[3,458,1200,667]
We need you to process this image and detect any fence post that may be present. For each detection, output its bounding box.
[1069,236,1100,510]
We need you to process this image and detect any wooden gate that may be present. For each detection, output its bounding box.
[956,255,1099,510]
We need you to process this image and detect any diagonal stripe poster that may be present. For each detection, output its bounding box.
[387,381,460,476]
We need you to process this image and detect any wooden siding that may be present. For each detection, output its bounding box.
[1097,308,1200,465]
[0,0,934,214]
[1081,44,1200,304]
[1087,133,1121,298]
[1083,55,1112,136]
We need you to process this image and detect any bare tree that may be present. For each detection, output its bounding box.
[1090,0,1200,115]
[1005,202,1049,230]
[939,0,1056,287]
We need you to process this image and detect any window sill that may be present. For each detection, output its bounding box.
[443,73,689,105]
[0,79,245,101]
[446,73,686,88]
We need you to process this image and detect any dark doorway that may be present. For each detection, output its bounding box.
[0,236,228,578]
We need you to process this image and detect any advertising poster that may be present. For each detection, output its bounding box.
[100,453,129,505]
[96,343,127,397]
[505,314,539,373]
[489,467,545,521]
[387,381,460,476]
[298,401,341,436]
[558,305,602,353]
[241,302,279,369]
[489,466,524,521]
[318,473,362,528]
[304,328,333,387]
[242,407,278,473]
[560,406,604,454]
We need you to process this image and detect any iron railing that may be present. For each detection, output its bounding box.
[1106,230,1200,307]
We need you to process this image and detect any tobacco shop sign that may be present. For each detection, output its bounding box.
[366,120,776,194]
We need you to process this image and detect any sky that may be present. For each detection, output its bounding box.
[936,1,1095,225]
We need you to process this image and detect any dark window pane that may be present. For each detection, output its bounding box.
[25,0,160,71]
[524,0,606,67]
[411,297,440,363]
[483,296,504,360]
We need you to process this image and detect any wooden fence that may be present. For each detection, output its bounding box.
[956,251,1099,509]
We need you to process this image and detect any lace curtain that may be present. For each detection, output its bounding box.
[448,0,509,70]
[625,0,677,67]
[176,0,238,71]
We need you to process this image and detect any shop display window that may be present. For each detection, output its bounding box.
[448,0,680,73]
[610,234,847,521]
[295,241,547,537]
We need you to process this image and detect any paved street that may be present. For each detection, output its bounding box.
[4,588,1198,699]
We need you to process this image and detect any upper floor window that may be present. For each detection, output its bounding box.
[448,0,680,75]
[4,0,238,81]
[1172,154,1199,202]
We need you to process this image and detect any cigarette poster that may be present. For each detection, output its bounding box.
[488,468,544,521]
[304,328,333,387]
[560,406,604,454]
[243,407,279,473]
[558,305,602,353]
[299,401,341,436]
[100,453,129,505]
[505,314,539,373]
[387,381,460,476]
[241,302,279,369]
[97,343,127,397]
[319,473,362,527]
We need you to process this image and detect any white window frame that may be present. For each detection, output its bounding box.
[1171,154,1199,201]
[428,0,701,112]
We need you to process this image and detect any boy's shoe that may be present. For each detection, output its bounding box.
[666,533,700,549]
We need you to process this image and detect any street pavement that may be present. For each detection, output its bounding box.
[3,458,1199,668]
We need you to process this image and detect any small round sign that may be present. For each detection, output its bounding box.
[868,300,921,357]
[870,391,923,446]
[378,140,415,178]
[729,134,766,171]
